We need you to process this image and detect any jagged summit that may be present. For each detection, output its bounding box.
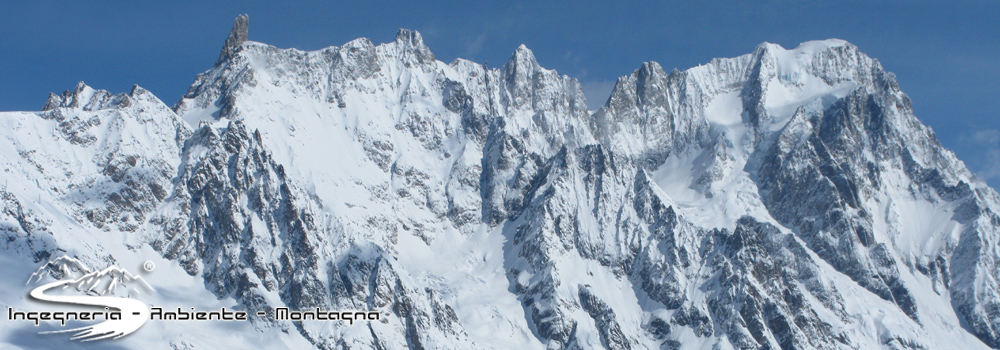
[506,44,540,70]
[41,81,165,113]
[512,44,535,58]
[598,37,883,149]
[43,82,122,111]
[391,28,435,63]
[218,14,249,63]
[393,28,427,51]
[501,44,544,98]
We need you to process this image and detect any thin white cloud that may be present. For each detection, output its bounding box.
[981,149,1000,180]
[963,128,1000,183]
[464,32,488,59]
[972,129,1000,145]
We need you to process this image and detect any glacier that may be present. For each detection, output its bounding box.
[2,15,1000,349]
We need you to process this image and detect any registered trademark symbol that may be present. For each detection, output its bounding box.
[142,260,155,272]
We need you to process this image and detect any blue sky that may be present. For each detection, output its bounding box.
[1,1,997,186]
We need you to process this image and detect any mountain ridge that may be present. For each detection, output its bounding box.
[1,15,999,350]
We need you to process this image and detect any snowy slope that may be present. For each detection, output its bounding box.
[2,15,1000,350]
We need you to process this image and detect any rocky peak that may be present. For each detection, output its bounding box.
[128,84,151,98]
[747,39,881,88]
[500,44,545,111]
[636,61,666,81]
[42,81,125,111]
[601,60,672,115]
[217,14,249,64]
[634,61,669,107]
[504,44,540,80]
[392,28,435,63]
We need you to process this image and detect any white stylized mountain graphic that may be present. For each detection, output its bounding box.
[26,256,154,341]
[27,256,153,298]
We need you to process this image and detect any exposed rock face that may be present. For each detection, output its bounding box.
[3,17,1000,350]
[218,14,249,64]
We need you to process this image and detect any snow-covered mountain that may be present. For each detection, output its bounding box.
[3,15,1000,349]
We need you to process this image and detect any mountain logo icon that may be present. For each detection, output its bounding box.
[22,256,154,341]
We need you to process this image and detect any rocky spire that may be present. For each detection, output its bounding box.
[502,44,540,92]
[394,28,435,63]
[218,14,249,64]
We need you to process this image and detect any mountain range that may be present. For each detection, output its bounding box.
[2,15,999,349]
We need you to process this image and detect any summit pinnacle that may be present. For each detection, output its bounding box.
[218,14,249,64]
